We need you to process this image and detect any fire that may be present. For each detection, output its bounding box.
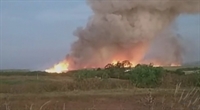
[153,63,180,67]
[171,63,181,66]
[111,60,118,65]
[45,61,69,73]
[45,58,181,73]
[111,59,137,67]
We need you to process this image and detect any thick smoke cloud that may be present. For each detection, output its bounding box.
[144,32,185,65]
[66,0,200,69]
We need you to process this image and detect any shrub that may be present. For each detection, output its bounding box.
[129,64,164,88]
[104,60,132,79]
[73,69,96,81]
[72,60,132,81]
[174,69,185,75]
[73,69,109,81]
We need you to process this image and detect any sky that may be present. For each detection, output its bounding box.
[0,0,200,70]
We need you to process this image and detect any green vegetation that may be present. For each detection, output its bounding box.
[128,64,164,88]
[0,71,49,76]
[1,60,200,90]
[0,62,200,110]
[70,61,200,88]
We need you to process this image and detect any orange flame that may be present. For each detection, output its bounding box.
[45,61,69,73]
[111,60,118,65]
[152,63,180,67]
[111,59,137,67]
[45,58,180,73]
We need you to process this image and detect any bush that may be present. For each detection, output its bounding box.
[104,60,132,79]
[73,69,96,81]
[73,69,109,81]
[72,60,132,81]
[174,69,185,75]
[129,64,164,88]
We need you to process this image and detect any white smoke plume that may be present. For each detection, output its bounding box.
[66,0,200,69]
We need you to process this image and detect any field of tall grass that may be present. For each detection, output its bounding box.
[0,62,200,110]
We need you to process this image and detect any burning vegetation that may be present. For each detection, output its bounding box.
[46,0,200,73]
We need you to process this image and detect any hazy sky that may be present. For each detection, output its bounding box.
[0,0,200,70]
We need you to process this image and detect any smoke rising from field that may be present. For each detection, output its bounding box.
[66,0,200,69]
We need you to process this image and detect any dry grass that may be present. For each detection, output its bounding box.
[0,72,198,94]
[0,74,199,110]
[163,66,183,71]
[0,86,199,110]
[0,75,135,94]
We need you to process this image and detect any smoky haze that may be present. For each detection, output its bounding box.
[65,0,200,69]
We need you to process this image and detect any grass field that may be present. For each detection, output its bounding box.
[0,65,200,110]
